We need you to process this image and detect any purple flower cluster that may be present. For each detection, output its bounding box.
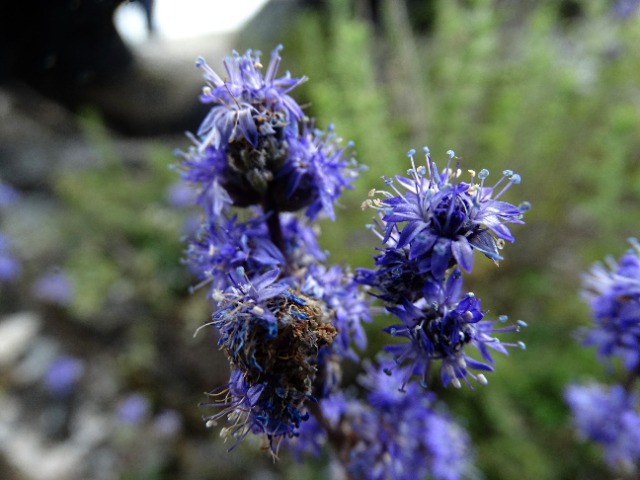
[565,383,640,472]
[358,148,527,388]
[289,360,473,480]
[566,239,640,474]
[176,46,361,221]
[180,47,369,453]
[581,238,640,371]
[179,46,527,478]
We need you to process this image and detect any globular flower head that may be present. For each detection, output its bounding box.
[179,47,361,221]
[186,214,285,296]
[565,382,640,473]
[361,148,527,292]
[581,238,640,371]
[196,45,305,151]
[384,269,526,388]
[190,46,304,213]
[273,122,361,221]
[204,269,337,454]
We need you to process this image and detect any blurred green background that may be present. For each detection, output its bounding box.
[2,0,640,479]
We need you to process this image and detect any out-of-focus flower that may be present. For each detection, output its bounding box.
[422,410,475,480]
[351,360,474,480]
[165,181,196,208]
[153,409,183,437]
[116,393,151,425]
[0,234,21,282]
[32,270,75,306]
[581,238,640,371]
[613,0,640,18]
[565,383,640,473]
[0,181,19,207]
[44,355,84,397]
[291,360,474,480]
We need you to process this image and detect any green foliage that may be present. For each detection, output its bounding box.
[56,112,191,320]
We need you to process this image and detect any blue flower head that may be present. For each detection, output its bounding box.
[360,148,528,298]
[203,268,338,455]
[179,47,361,221]
[565,382,640,473]
[384,269,526,388]
[196,45,306,151]
[186,210,328,300]
[186,213,285,295]
[287,360,474,480]
[274,122,361,221]
[581,238,640,371]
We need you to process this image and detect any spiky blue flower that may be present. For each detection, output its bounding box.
[175,142,233,217]
[581,238,640,371]
[384,269,525,388]
[180,47,361,220]
[362,148,527,286]
[202,368,309,454]
[565,382,640,473]
[186,214,285,296]
[196,45,306,150]
[275,122,361,221]
[204,269,337,454]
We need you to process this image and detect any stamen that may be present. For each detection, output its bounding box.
[494,171,521,200]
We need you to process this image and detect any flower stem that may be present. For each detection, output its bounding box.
[307,402,354,478]
[622,363,640,393]
[266,211,285,254]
